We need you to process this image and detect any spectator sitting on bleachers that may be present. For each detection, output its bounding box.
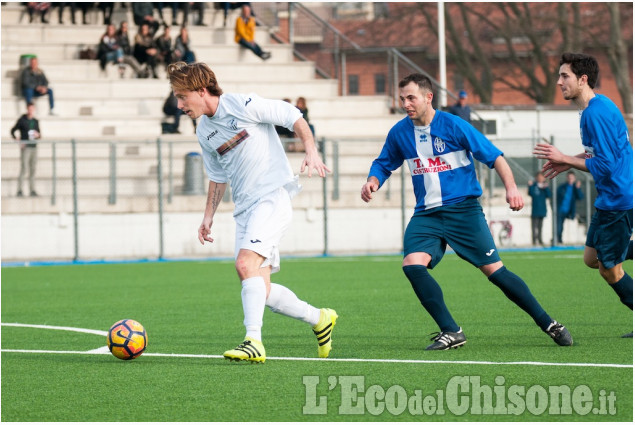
[173,26,196,64]
[234,4,270,60]
[134,23,160,79]
[162,91,197,134]
[154,25,174,68]
[26,2,51,24]
[21,57,55,115]
[132,2,159,36]
[116,21,132,55]
[115,20,146,78]
[97,24,126,78]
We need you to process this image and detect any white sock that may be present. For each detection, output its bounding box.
[241,276,267,342]
[266,283,321,326]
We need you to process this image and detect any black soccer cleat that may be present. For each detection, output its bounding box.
[621,331,633,338]
[425,328,466,350]
[545,321,573,346]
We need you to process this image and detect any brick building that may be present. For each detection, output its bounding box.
[282,2,633,113]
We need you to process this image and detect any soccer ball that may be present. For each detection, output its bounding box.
[107,319,148,360]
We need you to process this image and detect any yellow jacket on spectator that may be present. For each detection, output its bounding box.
[235,16,255,43]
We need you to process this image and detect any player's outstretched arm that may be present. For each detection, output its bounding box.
[361,176,380,203]
[493,156,524,211]
[293,118,331,178]
[198,181,226,245]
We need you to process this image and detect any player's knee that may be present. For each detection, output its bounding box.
[583,254,599,269]
[234,258,254,279]
[402,252,431,268]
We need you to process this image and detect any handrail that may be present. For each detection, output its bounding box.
[293,2,361,50]
[280,3,490,129]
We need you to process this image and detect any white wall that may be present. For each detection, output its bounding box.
[0,205,587,262]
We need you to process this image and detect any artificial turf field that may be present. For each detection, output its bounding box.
[1,250,632,421]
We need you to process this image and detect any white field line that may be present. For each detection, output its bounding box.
[2,322,108,336]
[2,322,632,369]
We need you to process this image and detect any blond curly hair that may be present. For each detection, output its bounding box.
[166,61,223,96]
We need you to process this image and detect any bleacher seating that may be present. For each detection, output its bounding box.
[1,2,397,213]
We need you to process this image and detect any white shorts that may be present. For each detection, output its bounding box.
[234,187,292,274]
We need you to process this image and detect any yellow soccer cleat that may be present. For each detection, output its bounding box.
[312,308,338,358]
[223,337,266,363]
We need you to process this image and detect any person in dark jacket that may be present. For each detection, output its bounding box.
[556,171,584,243]
[21,57,55,115]
[528,172,552,245]
[11,102,41,197]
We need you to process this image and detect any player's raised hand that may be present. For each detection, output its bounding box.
[198,217,214,245]
[505,186,524,211]
[361,177,379,203]
[300,149,331,178]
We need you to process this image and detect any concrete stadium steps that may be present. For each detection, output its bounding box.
[1,23,270,46]
[2,96,390,122]
[1,77,338,101]
[2,60,318,83]
[312,116,396,139]
[2,116,166,138]
[1,114,393,139]
[1,2,397,215]
[2,41,293,64]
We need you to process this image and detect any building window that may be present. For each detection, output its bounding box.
[348,74,359,95]
[374,73,386,94]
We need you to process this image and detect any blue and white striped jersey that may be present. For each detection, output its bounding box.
[369,110,502,212]
[581,94,633,211]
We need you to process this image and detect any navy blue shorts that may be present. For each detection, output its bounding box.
[404,198,501,269]
[586,208,633,269]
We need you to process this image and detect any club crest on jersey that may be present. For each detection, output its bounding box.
[434,137,446,153]
[216,129,249,156]
[228,119,238,131]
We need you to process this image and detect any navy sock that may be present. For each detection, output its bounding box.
[402,265,460,333]
[610,272,633,310]
[488,266,552,331]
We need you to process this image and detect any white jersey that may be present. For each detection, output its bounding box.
[196,93,302,215]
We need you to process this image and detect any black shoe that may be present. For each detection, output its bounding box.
[16,190,23,197]
[545,321,573,346]
[30,191,38,197]
[425,328,466,350]
[621,331,633,338]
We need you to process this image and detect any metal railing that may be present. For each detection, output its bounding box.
[2,136,594,263]
[255,2,491,130]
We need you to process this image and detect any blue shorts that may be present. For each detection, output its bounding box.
[586,208,633,269]
[404,198,501,269]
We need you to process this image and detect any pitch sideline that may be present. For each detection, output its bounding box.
[2,322,632,369]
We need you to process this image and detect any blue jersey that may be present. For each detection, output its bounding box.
[581,94,633,211]
[369,110,502,212]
